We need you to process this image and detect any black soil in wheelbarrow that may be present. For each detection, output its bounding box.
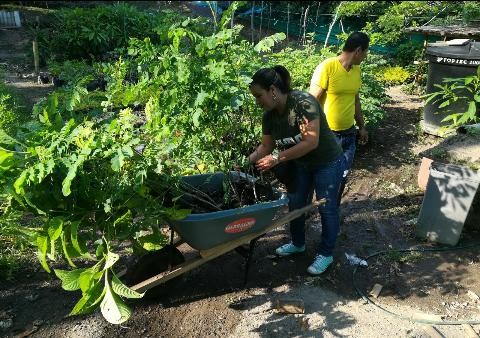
[187,179,277,214]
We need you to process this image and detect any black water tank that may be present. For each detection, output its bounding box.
[423,40,480,135]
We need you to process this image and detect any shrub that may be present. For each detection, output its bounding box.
[377,66,412,86]
[463,2,480,25]
[395,41,424,67]
[425,66,480,130]
[0,76,27,134]
[45,4,175,60]
[48,60,100,86]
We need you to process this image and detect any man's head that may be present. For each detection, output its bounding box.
[343,32,370,65]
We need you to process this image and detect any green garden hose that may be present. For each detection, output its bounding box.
[352,243,480,325]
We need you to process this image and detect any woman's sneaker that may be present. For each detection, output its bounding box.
[307,255,333,275]
[275,243,305,257]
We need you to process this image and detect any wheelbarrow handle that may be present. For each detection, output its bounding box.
[198,198,326,260]
[269,198,326,229]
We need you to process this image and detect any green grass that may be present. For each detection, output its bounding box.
[0,212,38,280]
[0,74,30,135]
[385,250,424,263]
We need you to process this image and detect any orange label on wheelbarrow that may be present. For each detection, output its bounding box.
[225,218,256,233]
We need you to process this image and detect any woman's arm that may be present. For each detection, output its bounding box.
[248,134,274,164]
[255,118,319,171]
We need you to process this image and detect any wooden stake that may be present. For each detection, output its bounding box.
[314,2,320,28]
[33,16,40,76]
[251,1,255,44]
[302,6,310,45]
[268,3,271,31]
[286,3,290,39]
[324,3,342,48]
[33,39,40,76]
[298,6,304,43]
[259,1,263,39]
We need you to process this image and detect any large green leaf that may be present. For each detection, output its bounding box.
[54,268,86,291]
[79,266,102,293]
[254,33,286,53]
[111,273,144,299]
[48,217,64,242]
[438,100,450,108]
[36,235,51,273]
[113,210,132,240]
[70,221,91,258]
[136,232,168,251]
[104,252,119,270]
[13,171,27,195]
[466,101,477,118]
[0,150,16,173]
[111,148,124,172]
[100,278,132,324]
[60,233,78,268]
[62,166,77,196]
[164,207,191,220]
[0,129,20,146]
[69,281,105,316]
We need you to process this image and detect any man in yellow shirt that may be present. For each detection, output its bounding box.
[309,31,370,205]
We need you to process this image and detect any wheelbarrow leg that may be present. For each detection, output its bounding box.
[243,237,259,287]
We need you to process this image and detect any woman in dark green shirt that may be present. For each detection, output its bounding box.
[247,65,345,275]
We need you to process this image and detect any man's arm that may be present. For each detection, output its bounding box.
[309,82,325,103]
[309,63,327,103]
[354,93,368,145]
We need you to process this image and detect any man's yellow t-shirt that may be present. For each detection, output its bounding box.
[310,57,361,131]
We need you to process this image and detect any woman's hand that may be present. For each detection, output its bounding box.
[255,154,279,171]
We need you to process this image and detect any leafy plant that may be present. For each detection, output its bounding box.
[266,35,336,90]
[425,66,480,129]
[358,53,390,129]
[0,75,28,134]
[338,1,465,45]
[0,5,286,323]
[0,2,391,324]
[394,41,424,67]
[377,66,412,86]
[48,60,99,86]
[463,2,480,25]
[0,212,33,280]
[44,4,180,61]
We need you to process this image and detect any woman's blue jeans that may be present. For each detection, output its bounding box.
[287,154,345,257]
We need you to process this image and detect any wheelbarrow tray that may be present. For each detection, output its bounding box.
[168,171,289,251]
[130,200,323,293]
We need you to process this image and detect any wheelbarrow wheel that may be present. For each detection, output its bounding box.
[125,245,185,299]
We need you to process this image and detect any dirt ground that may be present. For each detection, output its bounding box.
[1,2,480,338]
